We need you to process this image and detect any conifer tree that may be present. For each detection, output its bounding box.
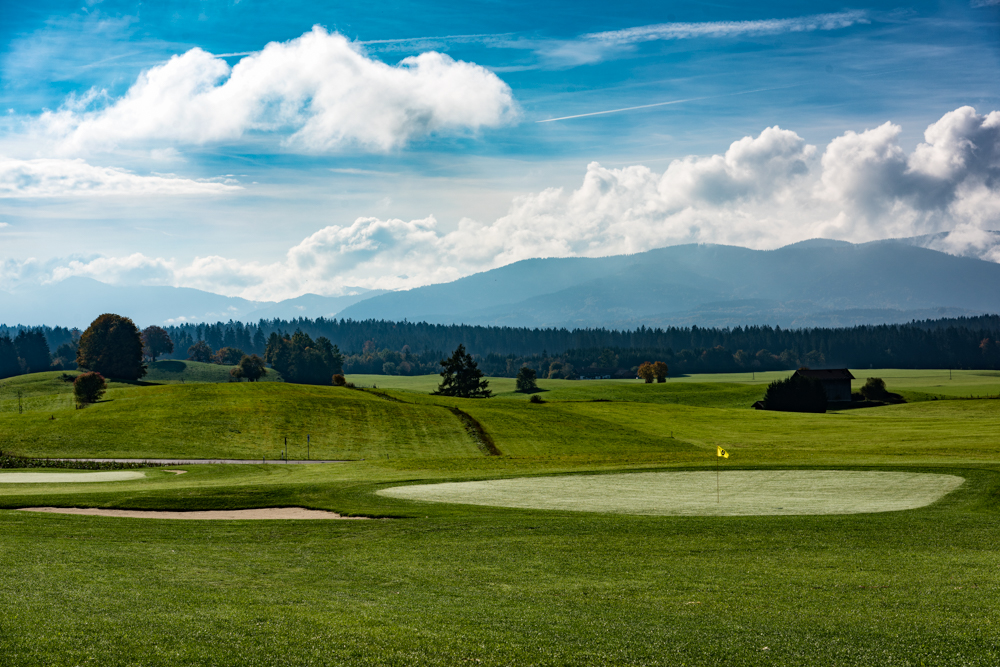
[434,344,492,398]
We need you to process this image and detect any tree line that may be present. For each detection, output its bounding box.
[3,314,1000,380]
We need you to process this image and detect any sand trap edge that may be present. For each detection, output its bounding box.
[17,507,370,520]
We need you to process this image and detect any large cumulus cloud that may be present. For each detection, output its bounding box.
[38,26,517,155]
[29,107,1000,300]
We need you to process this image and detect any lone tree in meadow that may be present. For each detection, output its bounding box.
[637,361,655,383]
[76,314,146,380]
[187,340,214,363]
[515,366,538,393]
[761,374,827,413]
[230,354,267,382]
[434,344,492,398]
[141,325,174,362]
[652,361,669,383]
[73,371,107,405]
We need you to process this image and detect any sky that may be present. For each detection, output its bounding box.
[0,0,998,302]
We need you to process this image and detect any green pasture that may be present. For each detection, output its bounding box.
[348,368,1000,405]
[144,359,285,384]
[1,369,999,665]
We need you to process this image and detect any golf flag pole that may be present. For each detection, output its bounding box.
[716,446,729,503]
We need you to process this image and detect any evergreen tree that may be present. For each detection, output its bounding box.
[264,331,343,384]
[434,344,492,398]
[14,330,51,373]
[0,335,20,378]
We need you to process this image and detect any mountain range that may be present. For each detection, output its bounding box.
[3,236,1000,329]
[336,238,1000,329]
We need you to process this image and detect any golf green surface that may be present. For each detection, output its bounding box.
[379,470,966,516]
[0,471,145,484]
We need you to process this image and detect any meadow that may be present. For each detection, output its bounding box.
[1,368,999,665]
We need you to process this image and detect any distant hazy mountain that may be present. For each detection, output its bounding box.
[6,238,1000,329]
[337,239,1000,328]
[0,278,383,327]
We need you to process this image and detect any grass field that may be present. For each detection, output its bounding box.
[1,369,999,665]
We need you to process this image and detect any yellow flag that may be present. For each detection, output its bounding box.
[717,446,729,459]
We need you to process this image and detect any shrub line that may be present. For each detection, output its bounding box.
[445,407,502,456]
[0,451,160,471]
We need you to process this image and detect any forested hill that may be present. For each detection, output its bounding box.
[4,314,1000,380]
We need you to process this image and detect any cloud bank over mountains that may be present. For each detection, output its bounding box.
[34,26,517,156]
[6,106,997,300]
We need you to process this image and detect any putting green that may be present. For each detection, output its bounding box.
[378,471,965,516]
[0,471,146,484]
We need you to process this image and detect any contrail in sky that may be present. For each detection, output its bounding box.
[536,85,800,123]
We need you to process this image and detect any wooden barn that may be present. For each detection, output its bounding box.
[792,368,855,403]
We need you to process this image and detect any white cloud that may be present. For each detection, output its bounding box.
[38,26,517,155]
[586,11,869,45]
[22,107,1000,299]
[540,11,869,66]
[0,155,240,197]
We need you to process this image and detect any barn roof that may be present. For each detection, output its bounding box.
[793,368,855,381]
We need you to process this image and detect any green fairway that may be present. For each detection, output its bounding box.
[379,470,966,515]
[1,369,999,665]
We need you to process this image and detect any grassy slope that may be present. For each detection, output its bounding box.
[1,371,1000,665]
[0,382,475,460]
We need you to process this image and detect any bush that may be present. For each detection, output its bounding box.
[332,373,347,386]
[76,314,146,380]
[230,354,267,382]
[762,374,827,413]
[73,371,107,405]
[861,377,888,401]
[529,395,544,404]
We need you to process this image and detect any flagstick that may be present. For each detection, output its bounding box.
[716,454,720,504]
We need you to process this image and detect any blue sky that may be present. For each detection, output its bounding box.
[1,0,998,301]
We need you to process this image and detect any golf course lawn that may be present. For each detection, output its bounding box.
[1,370,998,665]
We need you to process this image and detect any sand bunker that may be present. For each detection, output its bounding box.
[378,470,965,516]
[0,471,145,484]
[18,507,366,520]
